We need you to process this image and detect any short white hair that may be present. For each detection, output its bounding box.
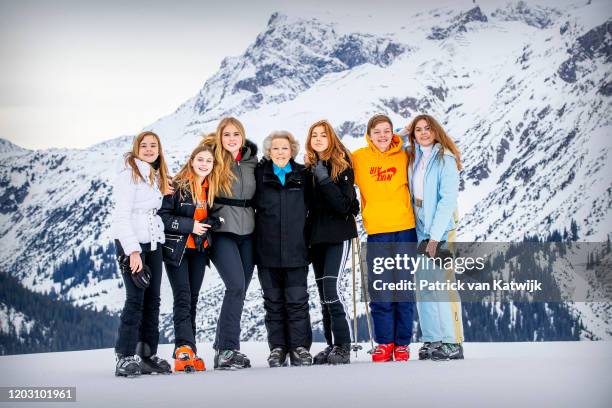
[262,131,300,159]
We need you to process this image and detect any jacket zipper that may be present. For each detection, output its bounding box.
[237,158,244,233]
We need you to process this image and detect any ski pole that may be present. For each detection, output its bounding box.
[351,238,362,357]
[355,236,375,353]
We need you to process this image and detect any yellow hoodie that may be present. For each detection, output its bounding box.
[352,133,416,235]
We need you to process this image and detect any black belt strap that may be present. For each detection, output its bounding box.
[215,197,253,208]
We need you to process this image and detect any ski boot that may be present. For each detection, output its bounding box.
[235,350,251,368]
[267,347,288,368]
[115,354,141,377]
[313,345,333,365]
[418,342,440,360]
[214,349,251,370]
[431,343,464,361]
[394,344,410,361]
[327,344,351,365]
[371,343,394,363]
[174,345,197,373]
[193,354,206,371]
[289,346,313,366]
[136,341,171,374]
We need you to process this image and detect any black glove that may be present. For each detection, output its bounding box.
[117,255,151,289]
[416,239,453,261]
[313,160,330,182]
[194,216,225,252]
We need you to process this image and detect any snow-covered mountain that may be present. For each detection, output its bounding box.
[1,0,611,350]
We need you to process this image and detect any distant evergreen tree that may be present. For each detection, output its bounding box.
[0,273,170,355]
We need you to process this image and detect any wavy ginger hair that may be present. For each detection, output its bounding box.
[305,120,352,180]
[172,144,219,207]
[124,131,170,194]
[406,114,462,171]
[213,117,246,195]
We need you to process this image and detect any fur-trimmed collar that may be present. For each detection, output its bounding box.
[241,139,258,160]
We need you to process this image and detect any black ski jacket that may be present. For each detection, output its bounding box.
[158,184,211,268]
[306,163,359,245]
[253,158,311,268]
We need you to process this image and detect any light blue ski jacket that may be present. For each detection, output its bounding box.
[407,143,459,242]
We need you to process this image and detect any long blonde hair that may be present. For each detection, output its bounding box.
[213,117,246,195]
[406,114,462,171]
[172,144,218,207]
[124,131,170,193]
[305,120,352,180]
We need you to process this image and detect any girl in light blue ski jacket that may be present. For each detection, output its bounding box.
[405,114,465,361]
[407,141,458,243]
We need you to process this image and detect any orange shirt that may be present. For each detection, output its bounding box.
[186,179,209,249]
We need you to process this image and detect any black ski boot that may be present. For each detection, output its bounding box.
[418,341,440,360]
[267,347,288,368]
[235,350,251,368]
[289,347,313,366]
[214,349,251,370]
[313,345,333,365]
[327,344,351,365]
[115,354,141,377]
[136,341,171,374]
[431,343,464,361]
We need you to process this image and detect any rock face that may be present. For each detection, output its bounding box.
[191,12,409,118]
[558,20,612,83]
[491,1,561,29]
[428,7,488,40]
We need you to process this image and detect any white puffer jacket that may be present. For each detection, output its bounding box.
[111,158,165,255]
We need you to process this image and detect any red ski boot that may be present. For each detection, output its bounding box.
[394,345,410,361]
[371,343,394,362]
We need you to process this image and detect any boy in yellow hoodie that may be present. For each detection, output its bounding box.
[352,114,417,362]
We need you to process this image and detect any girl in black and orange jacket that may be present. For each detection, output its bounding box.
[158,143,221,372]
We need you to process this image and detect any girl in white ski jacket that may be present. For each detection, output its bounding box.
[112,156,166,254]
[111,130,172,377]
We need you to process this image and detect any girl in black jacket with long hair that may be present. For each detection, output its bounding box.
[305,120,359,365]
[158,143,221,372]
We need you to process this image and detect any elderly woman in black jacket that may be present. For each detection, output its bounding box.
[254,130,313,368]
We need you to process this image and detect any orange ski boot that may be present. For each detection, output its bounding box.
[193,354,206,371]
[174,345,196,373]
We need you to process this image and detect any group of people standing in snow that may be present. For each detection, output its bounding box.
[110,113,465,377]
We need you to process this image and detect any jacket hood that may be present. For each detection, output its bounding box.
[242,139,258,160]
[365,132,404,156]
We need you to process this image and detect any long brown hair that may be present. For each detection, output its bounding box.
[213,117,246,195]
[305,120,352,180]
[124,131,170,193]
[406,114,462,171]
[173,144,218,207]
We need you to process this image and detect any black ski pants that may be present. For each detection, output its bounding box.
[165,248,207,355]
[210,232,254,351]
[115,241,163,356]
[258,266,312,350]
[311,241,352,346]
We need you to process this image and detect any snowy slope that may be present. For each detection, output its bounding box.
[0,341,611,408]
[0,0,611,345]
